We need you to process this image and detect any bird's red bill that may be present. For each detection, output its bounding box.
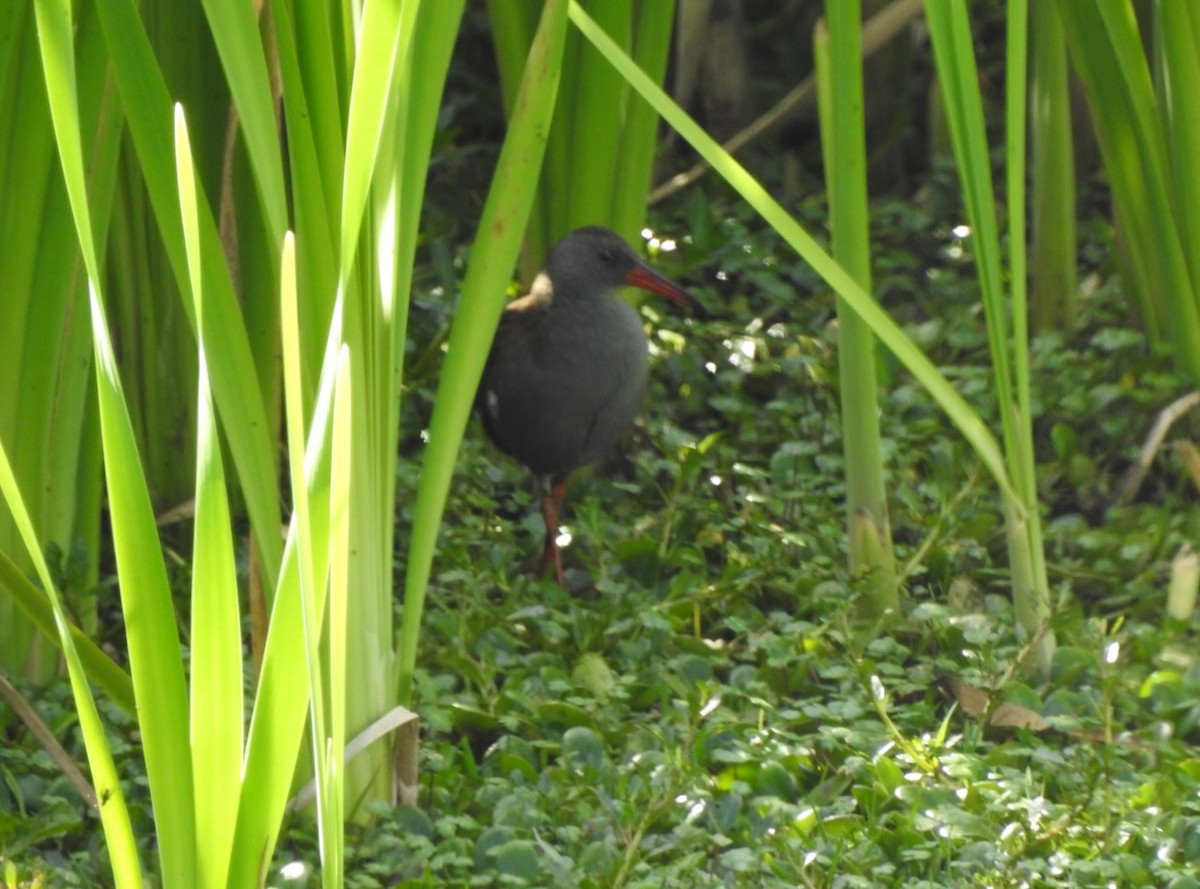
[626,264,701,310]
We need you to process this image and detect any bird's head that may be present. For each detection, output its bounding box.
[544,226,706,316]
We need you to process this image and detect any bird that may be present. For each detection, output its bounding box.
[479,226,704,587]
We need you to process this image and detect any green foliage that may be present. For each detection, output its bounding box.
[8,4,1200,887]
[486,0,676,266]
[1056,1,1200,383]
[258,200,1199,887]
[9,166,1200,884]
[0,0,106,683]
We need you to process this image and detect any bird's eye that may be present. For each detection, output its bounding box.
[599,247,616,262]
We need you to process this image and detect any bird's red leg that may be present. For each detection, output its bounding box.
[538,480,567,587]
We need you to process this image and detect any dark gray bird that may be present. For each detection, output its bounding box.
[479,226,704,586]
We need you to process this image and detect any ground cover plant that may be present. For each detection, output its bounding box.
[11,183,1200,886]
[289,193,1171,887]
[330,197,1200,889]
[5,2,1200,887]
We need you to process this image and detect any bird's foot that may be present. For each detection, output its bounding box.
[537,539,566,588]
[538,480,569,588]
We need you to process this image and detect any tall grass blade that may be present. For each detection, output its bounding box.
[1057,1,1200,381]
[0,436,142,886]
[1157,4,1200,298]
[228,259,338,887]
[269,0,339,387]
[1030,1,1076,331]
[611,2,676,241]
[196,0,288,245]
[35,0,198,881]
[924,0,1053,672]
[338,0,406,282]
[325,346,353,884]
[398,0,571,706]
[93,0,284,593]
[338,0,465,810]
[281,229,341,881]
[0,1,111,679]
[176,104,244,889]
[564,0,630,232]
[816,2,898,618]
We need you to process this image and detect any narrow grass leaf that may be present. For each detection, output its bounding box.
[0,438,142,887]
[338,0,406,282]
[280,229,338,881]
[266,0,338,386]
[228,240,338,887]
[1003,0,1040,522]
[611,2,675,241]
[197,0,288,244]
[0,2,114,681]
[924,0,1016,437]
[176,104,244,889]
[325,346,353,888]
[1004,0,1053,670]
[0,6,59,675]
[484,0,551,264]
[286,0,345,227]
[1030,1,1076,330]
[339,0,468,812]
[565,0,630,231]
[93,0,284,593]
[1157,3,1200,293]
[925,0,1053,671]
[1058,1,1200,380]
[35,0,197,881]
[335,0,424,812]
[817,1,897,616]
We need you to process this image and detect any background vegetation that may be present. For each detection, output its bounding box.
[4,1,1200,887]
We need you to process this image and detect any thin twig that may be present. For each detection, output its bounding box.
[1113,390,1200,507]
[0,669,98,809]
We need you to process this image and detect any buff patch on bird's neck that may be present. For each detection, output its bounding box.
[505,272,554,313]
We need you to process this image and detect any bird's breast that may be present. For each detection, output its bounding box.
[481,296,650,477]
